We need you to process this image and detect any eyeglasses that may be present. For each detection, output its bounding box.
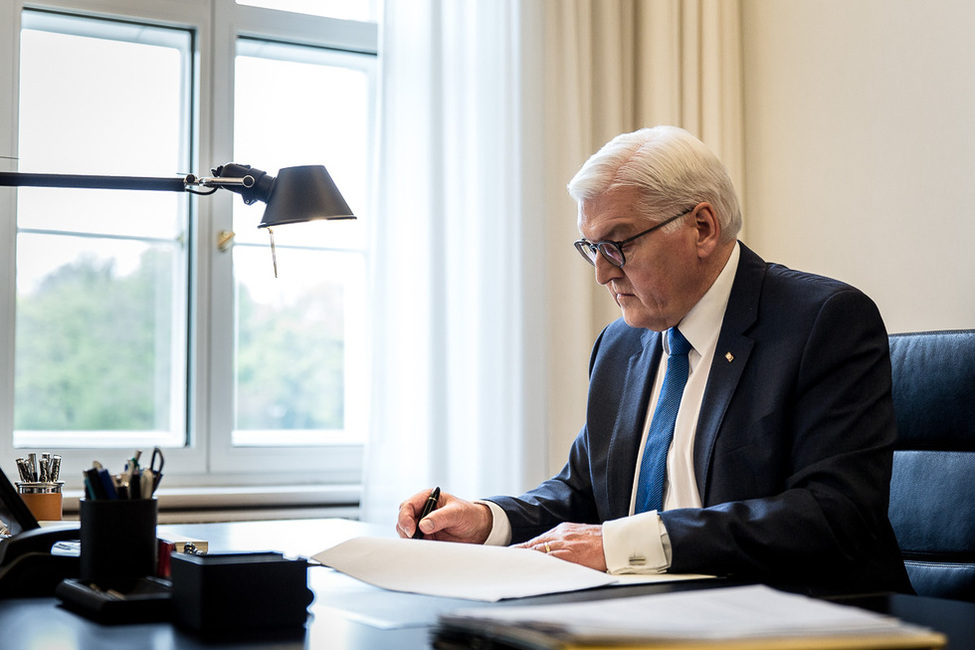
[573,206,694,268]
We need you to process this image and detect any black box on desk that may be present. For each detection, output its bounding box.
[170,551,313,639]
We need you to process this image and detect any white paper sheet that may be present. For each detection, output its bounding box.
[312,536,618,601]
[442,584,942,644]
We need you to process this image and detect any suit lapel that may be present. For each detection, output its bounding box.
[693,243,765,503]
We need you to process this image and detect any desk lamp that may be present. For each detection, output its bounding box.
[0,162,356,229]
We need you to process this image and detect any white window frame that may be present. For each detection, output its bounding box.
[0,0,378,496]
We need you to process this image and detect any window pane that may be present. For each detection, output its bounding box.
[232,39,373,446]
[15,234,184,444]
[14,12,192,449]
[233,246,367,443]
[232,39,371,244]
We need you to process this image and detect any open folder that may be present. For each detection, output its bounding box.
[433,585,946,650]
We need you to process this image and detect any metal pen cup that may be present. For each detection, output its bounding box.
[16,481,64,521]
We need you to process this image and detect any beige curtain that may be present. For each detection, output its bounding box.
[538,0,744,472]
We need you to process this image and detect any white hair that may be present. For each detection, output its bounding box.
[567,126,742,241]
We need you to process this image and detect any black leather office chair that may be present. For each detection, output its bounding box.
[887,330,975,601]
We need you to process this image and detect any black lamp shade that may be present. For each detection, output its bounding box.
[258,165,355,228]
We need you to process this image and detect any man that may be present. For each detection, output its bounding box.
[397,126,910,595]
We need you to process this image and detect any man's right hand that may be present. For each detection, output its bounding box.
[396,489,493,543]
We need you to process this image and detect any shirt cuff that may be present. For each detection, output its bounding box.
[602,511,672,574]
[475,500,512,546]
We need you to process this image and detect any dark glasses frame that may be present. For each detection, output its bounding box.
[573,206,695,268]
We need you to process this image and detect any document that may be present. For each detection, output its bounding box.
[436,584,947,649]
[313,536,618,601]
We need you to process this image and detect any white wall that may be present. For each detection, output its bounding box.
[741,0,975,333]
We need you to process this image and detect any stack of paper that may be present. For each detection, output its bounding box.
[435,585,946,649]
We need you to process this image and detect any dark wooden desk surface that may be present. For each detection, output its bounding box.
[0,518,972,649]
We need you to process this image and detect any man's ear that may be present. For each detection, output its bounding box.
[693,202,721,258]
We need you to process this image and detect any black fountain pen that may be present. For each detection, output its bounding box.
[412,486,441,539]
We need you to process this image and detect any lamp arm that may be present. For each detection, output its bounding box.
[0,171,188,192]
[0,171,259,196]
[188,173,256,192]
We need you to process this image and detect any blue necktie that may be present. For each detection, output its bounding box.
[635,327,691,514]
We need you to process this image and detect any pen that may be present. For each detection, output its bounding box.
[82,449,164,500]
[413,486,441,539]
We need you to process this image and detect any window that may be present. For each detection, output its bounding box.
[0,0,378,494]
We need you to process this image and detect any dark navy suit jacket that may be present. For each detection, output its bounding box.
[489,243,910,594]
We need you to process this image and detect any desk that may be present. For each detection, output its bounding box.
[1,518,972,649]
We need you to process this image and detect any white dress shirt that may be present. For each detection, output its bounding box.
[481,243,740,571]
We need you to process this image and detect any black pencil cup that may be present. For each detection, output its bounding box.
[79,498,158,591]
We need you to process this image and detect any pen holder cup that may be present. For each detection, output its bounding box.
[17,482,64,521]
[80,498,158,591]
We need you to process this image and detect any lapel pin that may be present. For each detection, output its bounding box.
[725,352,734,363]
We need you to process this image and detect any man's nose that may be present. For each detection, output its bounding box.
[594,255,622,286]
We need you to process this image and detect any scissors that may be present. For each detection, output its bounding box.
[149,446,165,494]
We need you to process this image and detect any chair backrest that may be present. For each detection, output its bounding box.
[888,330,975,601]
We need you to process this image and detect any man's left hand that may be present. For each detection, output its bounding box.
[514,522,607,571]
